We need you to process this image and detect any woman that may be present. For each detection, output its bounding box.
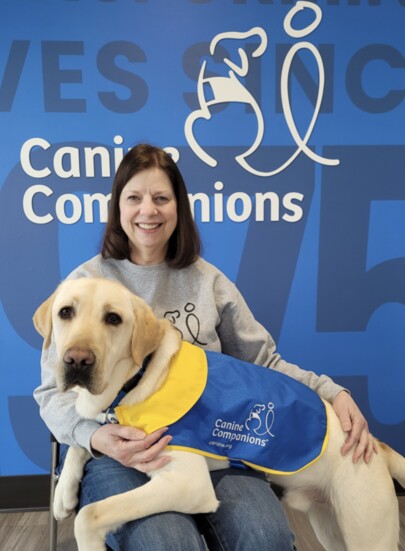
[34,143,374,550]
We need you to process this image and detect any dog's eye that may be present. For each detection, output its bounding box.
[105,312,122,325]
[59,306,74,320]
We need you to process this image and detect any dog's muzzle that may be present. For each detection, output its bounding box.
[62,346,96,391]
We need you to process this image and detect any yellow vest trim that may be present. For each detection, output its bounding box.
[114,342,207,433]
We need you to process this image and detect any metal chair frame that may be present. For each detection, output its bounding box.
[49,434,59,551]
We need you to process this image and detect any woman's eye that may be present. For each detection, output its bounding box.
[59,306,74,320]
[154,196,169,204]
[105,312,122,325]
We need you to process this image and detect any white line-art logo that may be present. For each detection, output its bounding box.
[184,1,339,177]
[245,402,275,437]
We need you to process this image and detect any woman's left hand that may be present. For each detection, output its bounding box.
[332,391,376,464]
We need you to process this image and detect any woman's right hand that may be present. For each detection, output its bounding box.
[90,424,172,473]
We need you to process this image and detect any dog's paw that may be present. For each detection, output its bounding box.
[53,481,79,520]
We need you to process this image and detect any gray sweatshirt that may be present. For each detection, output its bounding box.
[33,255,345,452]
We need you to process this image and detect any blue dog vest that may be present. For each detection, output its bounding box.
[115,342,329,475]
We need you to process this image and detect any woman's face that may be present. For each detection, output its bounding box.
[119,168,178,265]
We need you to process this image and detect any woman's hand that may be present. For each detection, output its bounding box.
[90,424,172,473]
[332,391,376,464]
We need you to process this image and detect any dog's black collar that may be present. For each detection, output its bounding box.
[124,354,151,391]
[121,367,145,394]
[104,355,151,419]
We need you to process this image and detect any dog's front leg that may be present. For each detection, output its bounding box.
[53,446,90,520]
[74,451,219,551]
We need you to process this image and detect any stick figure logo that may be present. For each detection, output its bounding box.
[164,303,207,346]
[184,2,339,177]
[245,402,276,437]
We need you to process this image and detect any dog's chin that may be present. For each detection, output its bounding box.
[58,370,106,395]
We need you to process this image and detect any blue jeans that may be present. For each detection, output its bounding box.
[59,447,295,550]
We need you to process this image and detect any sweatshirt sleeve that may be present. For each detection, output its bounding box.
[214,274,346,404]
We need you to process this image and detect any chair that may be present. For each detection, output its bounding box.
[49,433,59,551]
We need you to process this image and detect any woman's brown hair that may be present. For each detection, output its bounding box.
[101,144,201,268]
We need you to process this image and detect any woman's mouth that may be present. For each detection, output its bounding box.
[136,223,161,230]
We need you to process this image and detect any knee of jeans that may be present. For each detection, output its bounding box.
[254,520,295,549]
[107,513,206,551]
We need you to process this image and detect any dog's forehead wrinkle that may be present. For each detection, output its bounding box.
[57,278,134,306]
[102,300,125,313]
[90,283,132,313]
[55,282,128,314]
[53,292,79,313]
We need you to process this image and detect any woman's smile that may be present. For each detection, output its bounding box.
[137,223,161,230]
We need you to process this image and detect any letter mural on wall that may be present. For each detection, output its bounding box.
[0,0,404,478]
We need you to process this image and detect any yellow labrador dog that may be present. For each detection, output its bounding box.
[33,277,405,551]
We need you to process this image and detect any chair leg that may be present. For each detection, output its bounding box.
[49,436,59,551]
[49,514,57,551]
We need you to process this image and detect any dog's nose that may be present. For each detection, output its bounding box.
[63,347,95,370]
[61,347,97,391]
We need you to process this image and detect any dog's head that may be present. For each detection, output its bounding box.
[33,278,169,396]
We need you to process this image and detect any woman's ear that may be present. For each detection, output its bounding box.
[33,291,56,349]
[131,296,165,366]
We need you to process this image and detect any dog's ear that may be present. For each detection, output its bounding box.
[131,296,166,366]
[33,292,56,349]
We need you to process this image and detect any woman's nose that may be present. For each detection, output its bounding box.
[139,197,157,216]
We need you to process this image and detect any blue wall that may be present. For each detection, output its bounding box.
[0,0,404,476]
